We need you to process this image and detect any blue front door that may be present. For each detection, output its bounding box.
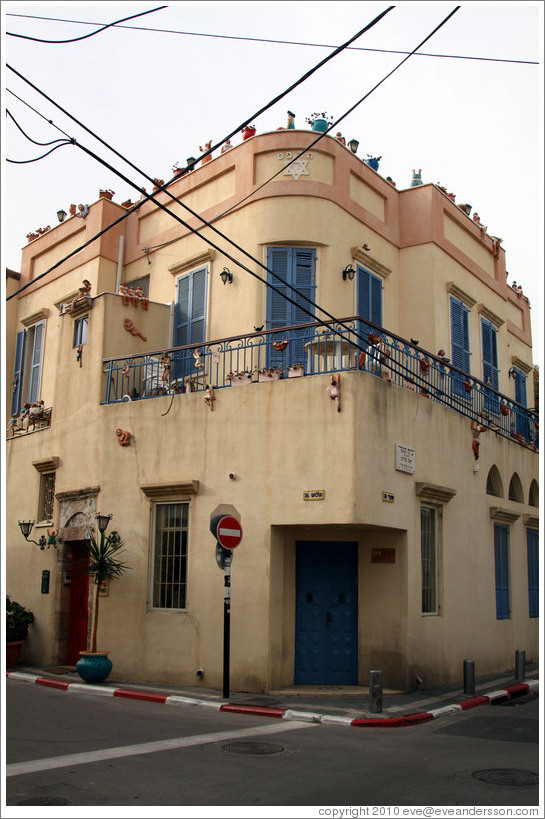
[295,542,358,684]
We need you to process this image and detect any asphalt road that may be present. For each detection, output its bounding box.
[4,678,540,813]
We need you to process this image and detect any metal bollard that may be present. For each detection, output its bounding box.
[515,650,526,681]
[369,670,383,713]
[463,659,475,696]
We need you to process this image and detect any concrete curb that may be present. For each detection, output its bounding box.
[6,671,538,727]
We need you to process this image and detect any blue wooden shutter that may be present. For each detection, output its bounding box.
[527,529,538,618]
[267,247,290,331]
[481,319,498,390]
[11,329,26,416]
[28,321,45,404]
[450,298,470,371]
[494,524,510,619]
[357,266,382,342]
[175,267,207,347]
[267,247,316,366]
[514,369,529,438]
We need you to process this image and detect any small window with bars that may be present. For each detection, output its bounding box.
[151,502,189,609]
[421,505,438,614]
[38,472,56,523]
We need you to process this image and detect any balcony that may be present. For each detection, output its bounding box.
[102,318,538,453]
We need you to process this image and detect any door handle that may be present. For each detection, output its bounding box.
[326,611,332,627]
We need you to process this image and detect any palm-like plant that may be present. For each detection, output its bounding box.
[79,527,130,653]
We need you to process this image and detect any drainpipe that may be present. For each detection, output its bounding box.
[169,302,175,346]
[115,235,125,294]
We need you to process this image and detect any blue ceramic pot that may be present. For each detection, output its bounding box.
[311,118,329,133]
[76,651,113,683]
[365,157,380,171]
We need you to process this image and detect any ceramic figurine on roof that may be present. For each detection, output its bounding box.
[199,141,213,164]
[410,169,423,187]
[287,110,295,129]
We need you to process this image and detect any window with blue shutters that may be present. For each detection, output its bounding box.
[357,265,382,343]
[266,247,316,366]
[481,318,499,413]
[450,298,470,396]
[11,329,26,416]
[494,524,510,620]
[175,267,207,347]
[527,529,539,618]
[513,368,529,439]
[10,321,46,416]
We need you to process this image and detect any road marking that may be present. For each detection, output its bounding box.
[6,720,315,777]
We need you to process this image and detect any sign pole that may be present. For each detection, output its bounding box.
[223,552,232,699]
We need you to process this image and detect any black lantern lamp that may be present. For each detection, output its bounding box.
[348,139,359,154]
[220,267,233,285]
[57,209,67,223]
[342,264,356,281]
[18,520,47,549]
[96,512,112,535]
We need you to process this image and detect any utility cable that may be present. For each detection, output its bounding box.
[6,107,68,146]
[6,7,167,44]
[6,12,539,65]
[6,4,458,357]
[6,6,395,174]
[6,142,72,164]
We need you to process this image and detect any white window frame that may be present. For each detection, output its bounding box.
[149,501,190,610]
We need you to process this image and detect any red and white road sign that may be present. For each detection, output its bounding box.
[216,515,243,550]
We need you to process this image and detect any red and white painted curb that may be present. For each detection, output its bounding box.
[6,671,538,727]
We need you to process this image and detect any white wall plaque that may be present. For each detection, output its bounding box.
[395,443,415,474]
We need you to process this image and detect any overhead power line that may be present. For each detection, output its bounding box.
[7,3,460,353]
[6,11,538,65]
[6,6,167,44]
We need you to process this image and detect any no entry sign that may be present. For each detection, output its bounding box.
[215,515,243,550]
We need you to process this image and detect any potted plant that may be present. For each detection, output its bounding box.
[305,112,333,133]
[228,370,253,386]
[75,518,130,683]
[288,363,305,378]
[99,189,115,200]
[364,155,382,171]
[6,596,34,668]
[258,365,283,382]
[241,125,256,140]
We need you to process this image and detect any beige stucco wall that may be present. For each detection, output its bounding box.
[6,354,538,691]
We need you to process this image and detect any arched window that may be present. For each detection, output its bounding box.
[486,465,503,497]
[529,479,539,507]
[508,473,524,503]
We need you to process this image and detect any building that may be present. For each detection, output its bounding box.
[5,126,539,693]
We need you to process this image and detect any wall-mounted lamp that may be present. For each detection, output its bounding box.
[342,264,356,281]
[96,512,113,534]
[18,520,47,549]
[57,209,67,223]
[348,139,359,154]
[220,267,233,285]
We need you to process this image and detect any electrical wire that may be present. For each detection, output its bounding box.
[7,5,394,177]
[6,88,73,138]
[6,108,70,146]
[6,11,539,65]
[6,142,72,164]
[6,6,167,44]
[5,6,466,403]
[6,3,458,348]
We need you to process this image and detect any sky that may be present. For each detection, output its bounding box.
[2,0,543,360]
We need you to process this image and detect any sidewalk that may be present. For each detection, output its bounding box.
[6,664,539,728]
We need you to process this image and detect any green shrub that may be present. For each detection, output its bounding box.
[6,596,34,642]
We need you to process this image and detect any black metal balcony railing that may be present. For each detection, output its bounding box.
[102,317,538,452]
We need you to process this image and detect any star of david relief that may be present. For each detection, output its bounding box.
[284,159,309,180]
[277,151,313,181]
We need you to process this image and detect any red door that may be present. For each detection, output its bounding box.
[66,543,89,665]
